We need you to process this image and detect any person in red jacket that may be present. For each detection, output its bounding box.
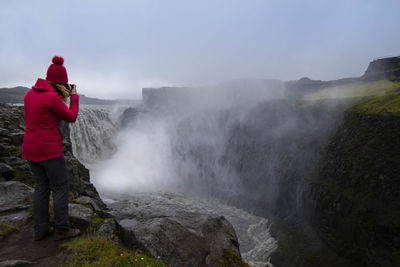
[23,56,80,241]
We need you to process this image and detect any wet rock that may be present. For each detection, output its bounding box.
[13,163,31,172]
[0,127,9,137]
[68,203,93,231]
[0,144,11,157]
[0,163,14,180]
[96,219,116,237]
[75,196,107,217]
[0,259,36,267]
[0,204,31,213]
[2,157,26,166]
[109,193,241,267]
[0,211,30,225]
[308,112,400,266]
[64,155,101,200]
[0,181,33,207]
[9,132,24,146]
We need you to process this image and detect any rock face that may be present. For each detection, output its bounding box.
[0,163,14,181]
[108,193,242,267]
[0,181,33,226]
[68,203,94,230]
[0,181,33,208]
[364,56,400,81]
[307,111,400,266]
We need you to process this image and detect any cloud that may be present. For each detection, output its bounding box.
[1,0,400,99]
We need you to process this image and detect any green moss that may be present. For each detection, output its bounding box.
[0,224,19,238]
[60,236,166,267]
[306,80,400,101]
[13,169,34,186]
[219,248,250,267]
[71,200,92,210]
[90,215,105,229]
[347,90,400,116]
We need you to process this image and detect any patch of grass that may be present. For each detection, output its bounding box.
[90,215,105,229]
[347,90,400,116]
[220,248,250,267]
[305,80,400,101]
[60,236,166,267]
[0,224,19,238]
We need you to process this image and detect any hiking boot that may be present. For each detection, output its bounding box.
[54,228,80,241]
[34,226,54,241]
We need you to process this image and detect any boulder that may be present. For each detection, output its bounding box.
[109,193,241,267]
[0,181,33,207]
[0,260,36,267]
[9,132,24,146]
[0,211,30,225]
[0,127,9,137]
[0,144,11,157]
[75,196,108,217]
[2,157,26,166]
[68,203,93,231]
[64,155,103,202]
[0,163,14,180]
[96,219,116,237]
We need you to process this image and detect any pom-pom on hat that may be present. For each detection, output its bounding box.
[46,56,68,84]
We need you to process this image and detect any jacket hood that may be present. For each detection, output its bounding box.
[32,78,54,92]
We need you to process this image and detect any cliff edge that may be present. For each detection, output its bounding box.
[308,88,400,266]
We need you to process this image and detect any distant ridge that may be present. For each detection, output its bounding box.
[0,86,136,105]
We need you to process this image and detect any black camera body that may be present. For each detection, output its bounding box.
[65,84,75,92]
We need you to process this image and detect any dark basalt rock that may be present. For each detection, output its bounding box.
[9,132,24,146]
[0,181,33,226]
[307,112,400,266]
[0,181,33,207]
[75,196,108,217]
[0,163,14,181]
[109,193,242,267]
[68,203,93,231]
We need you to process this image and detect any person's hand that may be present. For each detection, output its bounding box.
[70,84,77,95]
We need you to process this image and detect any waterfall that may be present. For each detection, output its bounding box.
[69,104,279,267]
[69,106,118,166]
[69,91,348,266]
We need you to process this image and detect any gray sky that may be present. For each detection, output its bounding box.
[1,0,400,99]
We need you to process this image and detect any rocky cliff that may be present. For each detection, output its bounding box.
[363,56,400,81]
[307,89,400,266]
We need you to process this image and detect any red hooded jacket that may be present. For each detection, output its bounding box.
[22,78,79,162]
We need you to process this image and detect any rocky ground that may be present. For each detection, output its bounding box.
[0,106,247,267]
[0,106,117,266]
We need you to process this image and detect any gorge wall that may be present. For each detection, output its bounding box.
[307,105,400,266]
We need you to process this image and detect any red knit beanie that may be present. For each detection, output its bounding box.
[46,56,68,84]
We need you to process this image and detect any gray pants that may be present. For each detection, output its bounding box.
[30,155,70,238]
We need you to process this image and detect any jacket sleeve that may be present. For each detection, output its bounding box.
[49,94,79,122]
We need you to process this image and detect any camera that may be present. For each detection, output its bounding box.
[65,84,75,92]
